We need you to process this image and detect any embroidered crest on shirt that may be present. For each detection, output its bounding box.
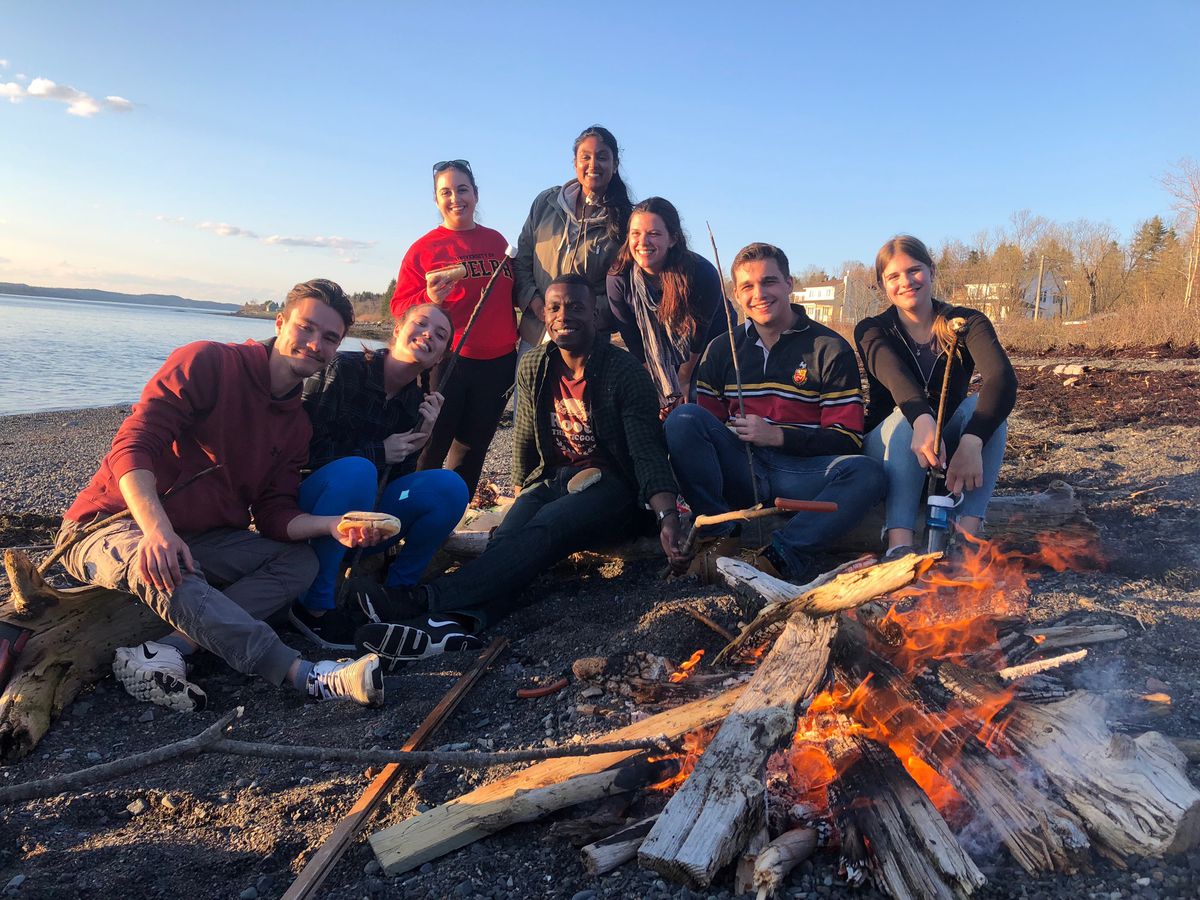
[792,362,809,387]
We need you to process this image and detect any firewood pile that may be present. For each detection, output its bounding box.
[369,538,1200,900]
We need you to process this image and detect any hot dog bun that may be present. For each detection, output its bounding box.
[336,511,402,538]
[426,263,468,284]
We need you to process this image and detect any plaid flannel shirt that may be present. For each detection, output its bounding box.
[301,349,424,477]
[513,341,678,506]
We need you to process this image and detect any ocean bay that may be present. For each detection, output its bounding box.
[0,294,379,416]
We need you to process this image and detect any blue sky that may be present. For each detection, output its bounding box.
[2,1,1197,303]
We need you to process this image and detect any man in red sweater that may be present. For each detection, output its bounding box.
[58,279,395,710]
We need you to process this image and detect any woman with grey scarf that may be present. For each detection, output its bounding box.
[606,197,730,418]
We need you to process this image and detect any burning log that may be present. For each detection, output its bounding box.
[369,686,746,876]
[580,815,659,875]
[637,613,835,887]
[823,729,986,900]
[1006,692,1200,857]
[637,555,932,888]
[833,620,1091,875]
[714,552,938,665]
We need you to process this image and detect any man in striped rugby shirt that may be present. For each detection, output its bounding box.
[664,243,885,582]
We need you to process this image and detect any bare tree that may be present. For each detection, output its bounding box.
[1059,220,1127,318]
[1161,158,1200,308]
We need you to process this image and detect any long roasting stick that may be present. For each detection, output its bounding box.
[706,223,760,506]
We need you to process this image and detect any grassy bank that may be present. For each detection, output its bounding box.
[996,300,1200,354]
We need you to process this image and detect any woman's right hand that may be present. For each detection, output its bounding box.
[425,272,454,305]
[910,413,945,470]
[383,430,428,463]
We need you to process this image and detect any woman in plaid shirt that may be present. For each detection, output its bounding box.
[291,304,470,649]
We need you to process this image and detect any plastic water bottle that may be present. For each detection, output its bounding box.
[925,494,957,553]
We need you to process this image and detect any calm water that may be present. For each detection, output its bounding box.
[0,294,376,416]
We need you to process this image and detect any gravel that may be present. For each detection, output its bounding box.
[3,368,1200,898]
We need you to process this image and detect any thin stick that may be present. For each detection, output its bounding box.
[37,464,223,575]
[0,708,242,804]
[683,607,737,643]
[208,736,676,767]
[998,649,1087,682]
[282,637,507,900]
[706,222,760,506]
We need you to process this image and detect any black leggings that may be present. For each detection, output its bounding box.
[418,351,516,497]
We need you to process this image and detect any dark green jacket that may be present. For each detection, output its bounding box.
[513,341,678,505]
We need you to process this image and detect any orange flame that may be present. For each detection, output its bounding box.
[648,726,717,791]
[669,649,705,683]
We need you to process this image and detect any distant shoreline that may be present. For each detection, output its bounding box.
[233,307,393,341]
[0,283,239,313]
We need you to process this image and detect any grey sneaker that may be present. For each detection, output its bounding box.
[307,653,384,707]
[112,641,207,712]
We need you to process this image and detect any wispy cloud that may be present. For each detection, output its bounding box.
[197,221,260,239]
[1,74,135,117]
[0,59,9,69]
[262,234,375,251]
[167,215,375,260]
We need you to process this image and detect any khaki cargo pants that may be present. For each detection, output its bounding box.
[56,518,315,685]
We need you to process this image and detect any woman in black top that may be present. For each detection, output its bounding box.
[854,235,1016,556]
[606,197,728,416]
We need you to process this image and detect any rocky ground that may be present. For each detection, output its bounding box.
[2,359,1200,899]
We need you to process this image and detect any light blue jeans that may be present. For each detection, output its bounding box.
[863,394,1007,532]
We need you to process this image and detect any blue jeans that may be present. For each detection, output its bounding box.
[298,457,469,610]
[863,394,1008,532]
[664,404,886,577]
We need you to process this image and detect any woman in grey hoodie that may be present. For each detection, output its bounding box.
[512,125,634,350]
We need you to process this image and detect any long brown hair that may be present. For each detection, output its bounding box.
[610,197,697,344]
[875,234,961,354]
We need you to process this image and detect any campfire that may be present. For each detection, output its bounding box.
[369,536,1200,900]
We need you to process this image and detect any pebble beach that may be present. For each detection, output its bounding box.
[0,406,129,517]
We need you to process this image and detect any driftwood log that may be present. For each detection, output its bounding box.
[369,686,746,876]
[1006,692,1200,858]
[1,549,162,761]
[581,815,660,875]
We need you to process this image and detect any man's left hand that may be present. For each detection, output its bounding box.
[730,415,783,448]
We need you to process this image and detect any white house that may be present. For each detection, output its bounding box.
[791,280,843,324]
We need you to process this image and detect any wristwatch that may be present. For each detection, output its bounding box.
[655,508,679,528]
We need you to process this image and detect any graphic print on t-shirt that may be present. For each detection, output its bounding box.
[550,373,598,466]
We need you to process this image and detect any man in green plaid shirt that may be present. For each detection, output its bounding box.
[353,275,688,662]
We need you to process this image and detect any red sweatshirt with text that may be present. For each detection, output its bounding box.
[390,225,517,360]
[64,340,310,542]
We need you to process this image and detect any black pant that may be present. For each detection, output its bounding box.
[418,351,516,497]
[429,467,637,628]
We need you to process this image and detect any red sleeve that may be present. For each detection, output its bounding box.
[108,343,221,483]
[251,430,309,541]
[389,234,433,319]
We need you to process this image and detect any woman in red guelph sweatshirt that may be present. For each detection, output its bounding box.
[390,159,516,497]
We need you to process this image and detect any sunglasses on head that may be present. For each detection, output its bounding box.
[433,159,472,175]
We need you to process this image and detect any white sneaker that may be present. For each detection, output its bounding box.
[307,653,384,707]
[112,641,207,712]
